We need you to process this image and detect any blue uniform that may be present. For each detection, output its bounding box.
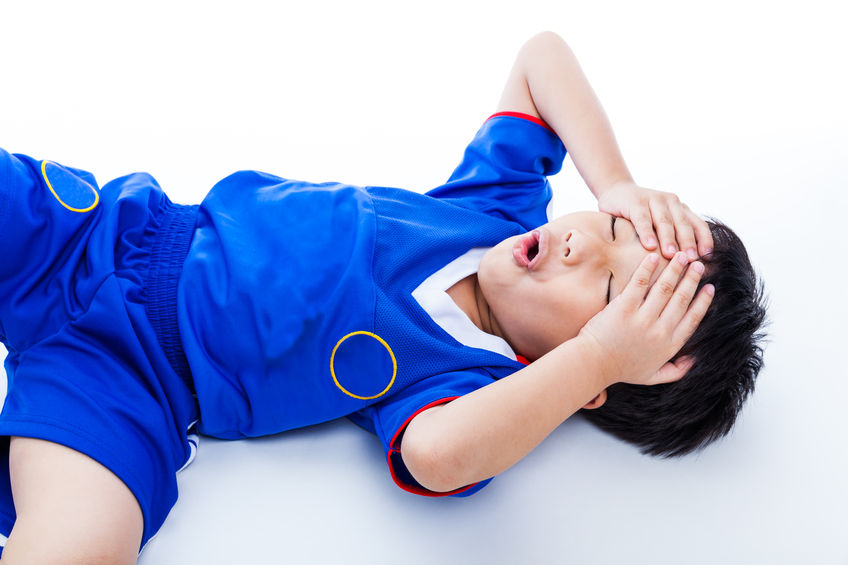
[0,112,566,551]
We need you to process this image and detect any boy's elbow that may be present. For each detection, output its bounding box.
[529,30,566,44]
[401,432,466,493]
[524,30,569,53]
[518,31,574,76]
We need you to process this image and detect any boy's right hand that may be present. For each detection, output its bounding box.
[597,181,714,261]
[578,251,714,388]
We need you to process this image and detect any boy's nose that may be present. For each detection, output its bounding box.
[562,231,573,258]
[561,230,585,263]
[560,229,601,264]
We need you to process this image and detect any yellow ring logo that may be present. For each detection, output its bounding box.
[330,331,397,400]
[41,160,99,213]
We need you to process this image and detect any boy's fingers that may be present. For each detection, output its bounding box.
[689,212,714,257]
[649,201,677,258]
[620,253,660,305]
[657,259,705,325]
[629,208,658,250]
[650,356,695,385]
[670,205,698,261]
[642,251,689,317]
[673,284,715,345]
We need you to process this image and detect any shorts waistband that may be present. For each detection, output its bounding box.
[144,200,199,393]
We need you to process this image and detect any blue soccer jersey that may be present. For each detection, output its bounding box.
[0,112,566,551]
[178,112,566,494]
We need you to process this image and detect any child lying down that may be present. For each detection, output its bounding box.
[0,31,766,562]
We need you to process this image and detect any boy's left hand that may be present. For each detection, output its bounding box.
[579,251,714,387]
[596,181,713,260]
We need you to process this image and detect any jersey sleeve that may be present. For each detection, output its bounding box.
[348,370,499,497]
[426,112,567,231]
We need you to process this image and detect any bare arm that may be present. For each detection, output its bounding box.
[497,31,713,259]
[402,336,608,491]
[496,31,632,198]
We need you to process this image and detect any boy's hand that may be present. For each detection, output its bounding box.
[578,252,714,387]
[597,181,714,261]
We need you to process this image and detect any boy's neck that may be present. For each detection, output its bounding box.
[446,274,507,344]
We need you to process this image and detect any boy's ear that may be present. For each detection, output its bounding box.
[582,390,607,410]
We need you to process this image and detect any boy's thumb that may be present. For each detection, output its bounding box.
[651,356,695,385]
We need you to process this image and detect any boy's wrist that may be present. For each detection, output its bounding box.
[554,331,621,392]
[593,178,637,200]
[561,334,621,390]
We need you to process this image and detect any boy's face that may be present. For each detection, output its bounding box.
[479,211,670,361]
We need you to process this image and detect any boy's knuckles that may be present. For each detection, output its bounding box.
[653,208,673,221]
[657,280,676,296]
[673,291,695,310]
[675,223,692,236]
[633,276,652,290]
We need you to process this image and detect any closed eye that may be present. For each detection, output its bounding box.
[606,216,616,304]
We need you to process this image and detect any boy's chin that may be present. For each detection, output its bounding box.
[482,238,522,274]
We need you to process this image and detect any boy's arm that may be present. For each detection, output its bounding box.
[402,253,713,492]
[497,31,713,260]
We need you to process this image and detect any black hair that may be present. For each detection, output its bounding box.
[582,219,768,457]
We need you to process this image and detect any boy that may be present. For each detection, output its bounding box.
[0,31,765,563]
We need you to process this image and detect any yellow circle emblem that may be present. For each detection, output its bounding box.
[330,331,397,400]
[41,160,99,213]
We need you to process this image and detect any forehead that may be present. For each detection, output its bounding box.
[546,210,607,227]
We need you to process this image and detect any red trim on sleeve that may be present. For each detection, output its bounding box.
[487,111,555,133]
[515,354,531,366]
[386,396,479,497]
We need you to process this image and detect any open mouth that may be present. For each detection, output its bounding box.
[527,239,539,261]
[513,230,545,270]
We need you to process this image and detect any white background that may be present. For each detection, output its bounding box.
[1,1,846,563]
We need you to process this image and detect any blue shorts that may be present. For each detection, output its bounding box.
[0,149,200,552]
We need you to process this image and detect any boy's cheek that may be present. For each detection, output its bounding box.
[486,237,519,265]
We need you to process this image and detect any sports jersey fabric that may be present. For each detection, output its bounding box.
[180,112,566,494]
[0,111,566,552]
